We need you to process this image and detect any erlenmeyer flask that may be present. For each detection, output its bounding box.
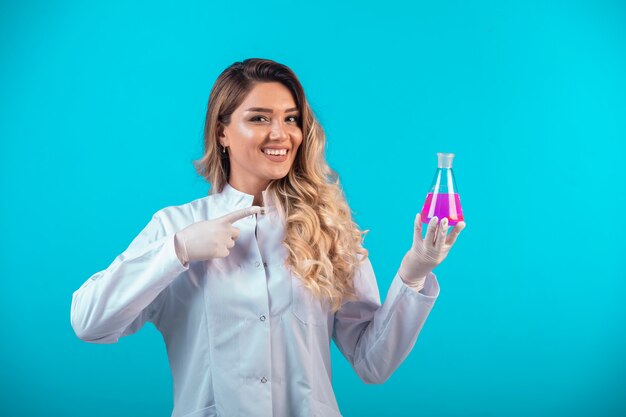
[420,152,464,226]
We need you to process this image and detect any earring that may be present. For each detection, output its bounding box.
[222,145,227,154]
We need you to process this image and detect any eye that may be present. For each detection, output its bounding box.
[286,115,300,123]
[250,115,269,122]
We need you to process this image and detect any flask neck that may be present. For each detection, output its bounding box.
[430,167,458,194]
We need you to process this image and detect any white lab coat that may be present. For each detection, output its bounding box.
[71,183,440,417]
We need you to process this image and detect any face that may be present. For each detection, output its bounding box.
[219,82,303,192]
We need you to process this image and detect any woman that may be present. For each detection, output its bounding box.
[71,58,465,417]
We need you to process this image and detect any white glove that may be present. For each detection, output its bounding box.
[398,214,466,291]
[174,206,264,265]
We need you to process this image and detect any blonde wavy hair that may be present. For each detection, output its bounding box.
[194,58,368,311]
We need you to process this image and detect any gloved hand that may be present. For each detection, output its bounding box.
[174,206,265,265]
[399,214,466,291]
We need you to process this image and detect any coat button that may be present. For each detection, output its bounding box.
[260,377,268,383]
[259,315,266,322]
[254,261,260,268]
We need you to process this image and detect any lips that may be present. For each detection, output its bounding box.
[261,148,290,155]
[260,148,289,162]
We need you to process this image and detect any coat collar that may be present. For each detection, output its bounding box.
[216,182,276,211]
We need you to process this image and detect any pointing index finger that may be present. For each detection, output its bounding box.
[219,206,265,224]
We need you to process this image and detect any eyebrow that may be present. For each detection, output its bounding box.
[245,107,299,113]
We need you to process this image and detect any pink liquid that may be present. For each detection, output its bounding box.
[420,193,464,226]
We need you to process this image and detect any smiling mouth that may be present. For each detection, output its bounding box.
[260,148,289,162]
[261,148,289,156]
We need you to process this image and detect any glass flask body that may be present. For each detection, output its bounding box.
[420,153,464,226]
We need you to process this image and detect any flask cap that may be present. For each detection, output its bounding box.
[437,152,455,169]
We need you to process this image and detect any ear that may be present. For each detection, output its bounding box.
[216,122,229,147]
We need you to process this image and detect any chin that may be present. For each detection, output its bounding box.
[265,168,291,180]
[268,172,289,180]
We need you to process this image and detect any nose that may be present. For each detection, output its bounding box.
[269,119,289,141]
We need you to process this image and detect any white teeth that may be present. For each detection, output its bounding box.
[263,149,287,156]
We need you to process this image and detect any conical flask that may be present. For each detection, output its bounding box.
[420,152,464,226]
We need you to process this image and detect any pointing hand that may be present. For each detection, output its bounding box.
[174,206,265,265]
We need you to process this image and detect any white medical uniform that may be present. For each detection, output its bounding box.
[71,183,440,417]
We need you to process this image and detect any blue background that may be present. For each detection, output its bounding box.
[1,0,625,416]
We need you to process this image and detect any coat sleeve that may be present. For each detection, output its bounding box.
[70,211,189,343]
[332,256,440,384]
